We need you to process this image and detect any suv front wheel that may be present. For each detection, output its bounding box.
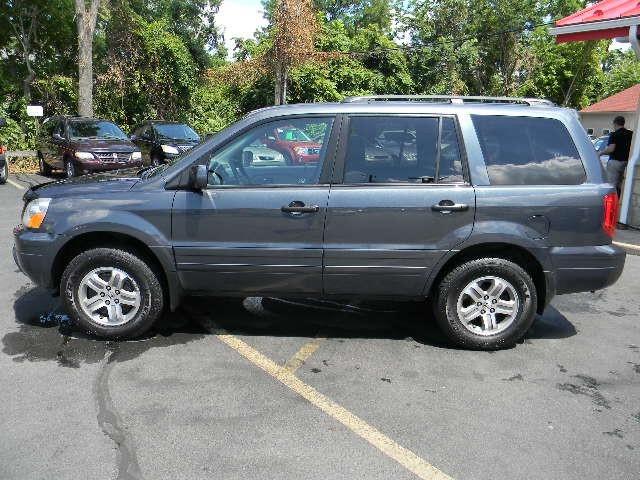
[434,258,537,350]
[61,248,164,339]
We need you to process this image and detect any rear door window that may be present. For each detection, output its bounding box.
[343,116,464,184]
[472,115,585,185]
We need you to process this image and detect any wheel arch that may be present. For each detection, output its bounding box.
[51,231,181,310]
[425,242,548,314]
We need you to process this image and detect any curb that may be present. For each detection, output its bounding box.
[613,240,640,256]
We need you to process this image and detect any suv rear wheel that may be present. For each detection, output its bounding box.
[38,152,52,176]
[433,258,537,350]
[61,248,164,339]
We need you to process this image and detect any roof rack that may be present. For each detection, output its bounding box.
[341,95,555,107]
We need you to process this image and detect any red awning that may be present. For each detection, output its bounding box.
[550,0,640,43]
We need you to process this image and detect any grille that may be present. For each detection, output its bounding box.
[95,152,131,162]
[177,145,194,153]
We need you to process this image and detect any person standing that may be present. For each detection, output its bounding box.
[599,116,633,196]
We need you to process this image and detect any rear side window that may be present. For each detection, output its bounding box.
[343,116,464,184]
[472,115,585,185]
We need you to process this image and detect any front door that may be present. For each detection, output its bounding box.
[171,116,337,295]
[323,115,475,297]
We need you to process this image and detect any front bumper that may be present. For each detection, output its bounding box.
[13,225,59,289]
[79,159,143,173]
[550,244,626,295]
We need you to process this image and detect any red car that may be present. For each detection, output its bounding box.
[264,125,322,164]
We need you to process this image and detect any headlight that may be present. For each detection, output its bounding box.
[75,151,94,159]
[131,151,142,160]
[161,145,179,155]
[294,146,310,155]
[22,198,51,229]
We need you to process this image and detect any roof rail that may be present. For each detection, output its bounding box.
[341,95,555,107]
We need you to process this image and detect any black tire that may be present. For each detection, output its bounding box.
[65,157,77,178]
[61,248,164,339]
[0,159,7,184]
[433,258,537,350]
[38,152,52,176]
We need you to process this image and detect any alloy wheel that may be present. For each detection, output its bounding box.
[77,267,142,326]
[456,275,520,336]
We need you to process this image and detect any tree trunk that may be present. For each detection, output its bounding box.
[75,0,101,117]
[274,61,288,106]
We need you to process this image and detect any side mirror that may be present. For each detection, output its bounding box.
[0,118,6,127]
[53,133,64,141]
[188,164,208,190]
[130,134,137,141]
[267,136,276,142]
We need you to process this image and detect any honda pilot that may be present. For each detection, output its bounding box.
[13,96,626,349]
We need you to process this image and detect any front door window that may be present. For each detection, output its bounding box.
[203,117,334,187]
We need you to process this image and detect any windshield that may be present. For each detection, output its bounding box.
[69,121,128,140]
[155,123,199,141]
[276,127,311,142]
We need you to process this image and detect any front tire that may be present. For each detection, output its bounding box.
[433,258,537,350]
[61,248,164,339]
[0,160,7,184]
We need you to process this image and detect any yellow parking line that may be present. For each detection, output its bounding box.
[283,336,326,373]
[6,178,26,190]
[204,326,452,480]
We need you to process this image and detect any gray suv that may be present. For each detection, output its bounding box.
[13,96,626,349]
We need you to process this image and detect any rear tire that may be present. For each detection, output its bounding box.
[38,152,52,176]
[61,248,164,339]
[433,258,537,350]
[0,159,7,184]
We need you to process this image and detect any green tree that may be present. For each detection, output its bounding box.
[600,49,640,99]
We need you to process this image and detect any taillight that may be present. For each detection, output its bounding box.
[0,145,6,154]
[602,192,619,238]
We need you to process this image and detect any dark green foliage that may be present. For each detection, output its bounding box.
[0,0,638,150]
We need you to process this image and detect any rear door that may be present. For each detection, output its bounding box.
[171,115,338,295]
[323,115,475,297]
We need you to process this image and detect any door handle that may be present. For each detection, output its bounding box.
[281,201,320,214]
[431,200,469,213]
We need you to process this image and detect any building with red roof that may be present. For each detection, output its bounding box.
[580,84,640,137]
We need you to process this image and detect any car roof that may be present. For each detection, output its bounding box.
[244,101,577,123]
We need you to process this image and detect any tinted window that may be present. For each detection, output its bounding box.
[69,120,128,140]
[155,123,199,142]
[53,121,64,138]
[204,117,333,186]
[344,116,439,184]
[472,115,585,185]
[438,117,464,183]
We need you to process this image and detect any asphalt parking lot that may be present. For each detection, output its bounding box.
[1,174,639,480]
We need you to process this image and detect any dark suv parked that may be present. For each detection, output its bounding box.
[131,121,200,166]
[37,117,142,178]
[14,96,625,349]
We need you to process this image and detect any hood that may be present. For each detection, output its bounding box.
[25,169,140,201]
[70,138,138,152]
[160,138,200,148]
[284,141,322,149]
